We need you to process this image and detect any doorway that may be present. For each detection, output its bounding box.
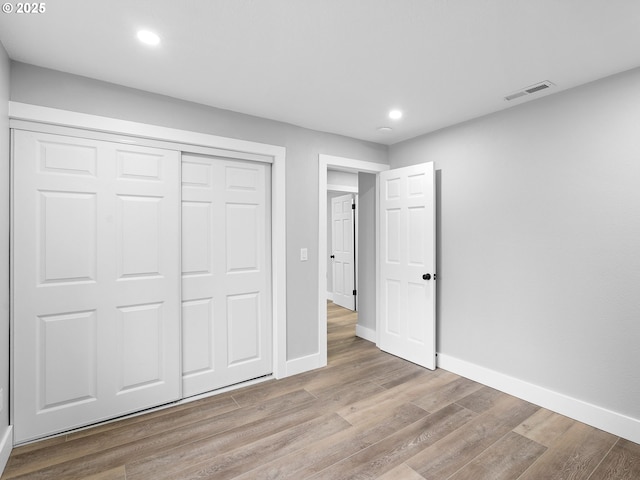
[317,155,390,368]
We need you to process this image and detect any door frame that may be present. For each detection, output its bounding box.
[9,102,288,380]
[318,154,389,367]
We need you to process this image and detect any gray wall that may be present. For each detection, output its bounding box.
[0,43,10,444]
[389,67,640,420]
[357,173,376,331]
[10,62,389,360]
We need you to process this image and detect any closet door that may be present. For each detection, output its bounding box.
[12,130,181,443]
[181,154,272,397]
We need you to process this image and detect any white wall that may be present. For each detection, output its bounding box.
[389,67,640,424]
[0,42,11,467]
[9,62,389,361]
[327,170,358,189]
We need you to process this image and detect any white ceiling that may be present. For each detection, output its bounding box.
[1,0,639,145]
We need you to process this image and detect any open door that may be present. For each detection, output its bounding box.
[378,162,436,369]
[331,193,355,310]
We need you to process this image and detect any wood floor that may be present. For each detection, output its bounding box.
[3,302,640,479]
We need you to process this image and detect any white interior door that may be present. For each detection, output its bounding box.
[181,154,272,398]
[331,193,355,310]
[378,162,436,369]
[12,130,181,443]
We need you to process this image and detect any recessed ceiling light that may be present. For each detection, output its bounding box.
[137,30,160,46]
[377,127,393,132]
[388,110,403,120]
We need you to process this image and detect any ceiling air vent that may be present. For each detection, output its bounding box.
[505,81,555,101]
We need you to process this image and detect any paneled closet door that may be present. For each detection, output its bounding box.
[12,130,181,443]
[181,154,272,397]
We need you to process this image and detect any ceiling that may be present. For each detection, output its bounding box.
[1,0,639,145]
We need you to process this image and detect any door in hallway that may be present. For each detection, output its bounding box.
[331,193,355,310]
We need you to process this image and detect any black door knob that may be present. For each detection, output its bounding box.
[422,273,431,280]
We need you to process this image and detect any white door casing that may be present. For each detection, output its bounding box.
[331,193,355,311]
[12,130,182,443]
[378,162,436,370]
[181,154,272,397]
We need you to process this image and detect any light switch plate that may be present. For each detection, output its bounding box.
[300,248,308,261]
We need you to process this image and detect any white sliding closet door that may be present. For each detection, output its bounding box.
[12,130,181,443]
[181,154,272,397]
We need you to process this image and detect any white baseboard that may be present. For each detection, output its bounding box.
[437,353,640,445]
[286,352,323,377]
[356,324,376,343]
[326,291,334,302]
[0,426,13,477]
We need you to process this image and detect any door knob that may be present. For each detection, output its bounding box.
[422,273,431,280]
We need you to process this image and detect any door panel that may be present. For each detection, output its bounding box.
[117,196,162,277]
[117,302,164,392]
[39,310,97,410]
[227,292,260,365]
[331,193,355,310]
[13,130,181,443]
[182,201,212,275]
[182,298,214,376]
[378,162,436,369]
[39,191,97,283]
[226,203,259,271]
[181,154,271,398]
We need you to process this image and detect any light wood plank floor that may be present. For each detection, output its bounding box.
[3,302,640,479]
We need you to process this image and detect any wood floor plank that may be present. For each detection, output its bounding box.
[308,403,477,480]
[447,431,546,480]
[513,407,577,447]
[146,413,352,480]
[517,422,618,480]
[304,354,413,397]
[412,376,484,413]
[588,438,640,480]
[126,380,385,480]
[3,389,316,479]
[375,366,429,388]
[376,463,425,480]
[7,434,67,456]
[3,393,241,477]
[233,403,430,480]
[406,394,540,479]
[231,348,390,407]
[66,391,238,441]
[455,385,505,413]
[229,369,321,407]
[337,369,455,426]
[83,466,127,480]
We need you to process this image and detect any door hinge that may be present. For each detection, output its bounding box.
[352,203,356,210]
[353,289,357,296]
